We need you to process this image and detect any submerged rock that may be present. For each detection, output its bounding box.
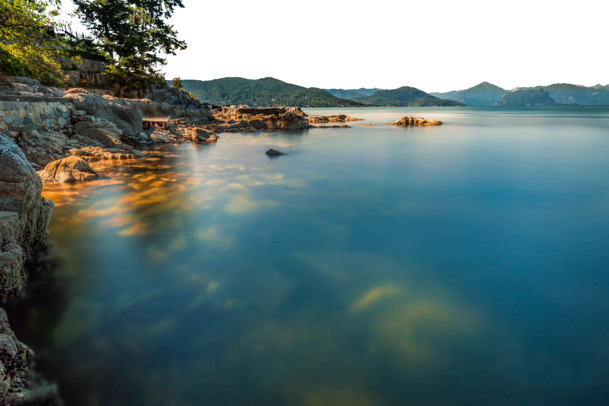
[37,156,99,184]
[390,116,443,126]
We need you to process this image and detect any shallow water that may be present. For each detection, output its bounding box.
[8,106,609,405]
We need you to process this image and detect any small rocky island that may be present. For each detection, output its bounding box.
[390,116,443,126]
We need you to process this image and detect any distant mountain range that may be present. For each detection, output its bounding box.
[536,83,609,105]
[181,77,363,108]
[181,77,609,108]
[431,82,609,106]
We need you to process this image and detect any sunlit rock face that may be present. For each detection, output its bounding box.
[307,114,363,124]
[37,156,100,184]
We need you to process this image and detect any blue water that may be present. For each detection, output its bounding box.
[9,106,609,405]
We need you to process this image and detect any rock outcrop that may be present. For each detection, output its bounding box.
[63,92,145,137]
[211,106,309,132]
[0,133,53,280]
[307,114,362,123]
[390,116,443,126]
[37,156,99,184]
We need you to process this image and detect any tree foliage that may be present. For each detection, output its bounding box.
[0,0,67,84]
[73,0,187,97]
[171,77,183,90]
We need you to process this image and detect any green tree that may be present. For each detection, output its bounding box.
[0,0,67,84]
[73,0,187,97]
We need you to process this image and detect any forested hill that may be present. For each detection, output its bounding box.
[354,86,464,106]
[181,77,364,107]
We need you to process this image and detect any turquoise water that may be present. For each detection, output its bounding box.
[8,106,609,405]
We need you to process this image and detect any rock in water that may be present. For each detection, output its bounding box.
[37,156,99,183]
[266,149,284,156]
[190,127,218,144]
[390,116,443,126]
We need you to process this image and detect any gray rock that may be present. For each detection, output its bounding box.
[73,119,124,148]
[0,133,54,275]
[266,149,284,156]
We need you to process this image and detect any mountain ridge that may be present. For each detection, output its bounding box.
[181,77,364,108]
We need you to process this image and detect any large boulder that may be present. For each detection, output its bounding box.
[0,133,54,276]
[37,156,99,184]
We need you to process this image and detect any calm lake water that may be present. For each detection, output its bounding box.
[8,106,609,405]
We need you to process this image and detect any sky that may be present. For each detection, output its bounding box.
[61,0,608,92]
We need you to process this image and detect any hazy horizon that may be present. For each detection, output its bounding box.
[60,0,606,93]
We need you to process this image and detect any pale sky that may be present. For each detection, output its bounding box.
[62,0,608,92]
